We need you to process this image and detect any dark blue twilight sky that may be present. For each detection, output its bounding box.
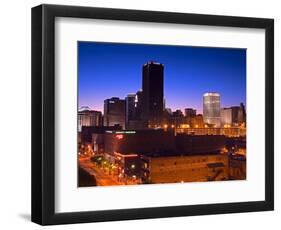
[78,42,246,114]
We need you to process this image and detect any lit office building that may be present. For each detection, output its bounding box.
[221,107,232,126]
[221,103,246,127]
[203,92,221,127]
[104,97,126,129]
[78,107,102,132]
[190,114,204,128]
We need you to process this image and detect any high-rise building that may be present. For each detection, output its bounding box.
[78,107,102,132]
[184,108,197,117]
[125,94,137,128]
[230,106,240,124]
[135,90,144,119]
[221,103,246,127]
[238,103,246,124]
[221,108,232,126]
[126,90,149,130]
[203,92,221,127]
[142,61,164,120]
[104,97,126,129]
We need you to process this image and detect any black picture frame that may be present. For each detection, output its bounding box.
[31,4,274,225]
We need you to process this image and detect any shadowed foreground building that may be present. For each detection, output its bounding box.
[78,166,97,187]
[96,129,231,183]
[80,125,122,146]
[228,155,246,180]
[141,154,229,183]
[104,129,176,155]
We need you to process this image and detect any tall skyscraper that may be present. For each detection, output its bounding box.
[203,92,221,127]
[142,61,164,120]
[104,97,126,129]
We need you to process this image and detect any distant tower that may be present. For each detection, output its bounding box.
[220,107,232,126]
[184,108,197,117]
[125,94,137,128]
[203,92,221,127]
[104,97,126,129]
[133,90,144,119]
[142,61,164,120]
[238,102,246,124]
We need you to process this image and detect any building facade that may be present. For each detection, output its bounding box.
[176,127,246,137]
[142,61,164,121]
[103,129,176,156]
[203,92,221,127]
[125,94,137,128]
[221,107,232,126]
[184,108,197,117]
[104,97,126,129]
[78,108,102,132]
[141,154,229,183]
[221,103,246,127]
[238,103,246,124]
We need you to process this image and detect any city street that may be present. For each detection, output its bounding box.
[79,156,124,186]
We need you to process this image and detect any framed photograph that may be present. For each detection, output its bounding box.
[31,4,274,225]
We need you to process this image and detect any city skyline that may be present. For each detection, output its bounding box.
[78,42,247,187]
[78,42,246,114]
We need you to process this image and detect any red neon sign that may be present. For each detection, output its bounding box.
[116,134,124,140]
